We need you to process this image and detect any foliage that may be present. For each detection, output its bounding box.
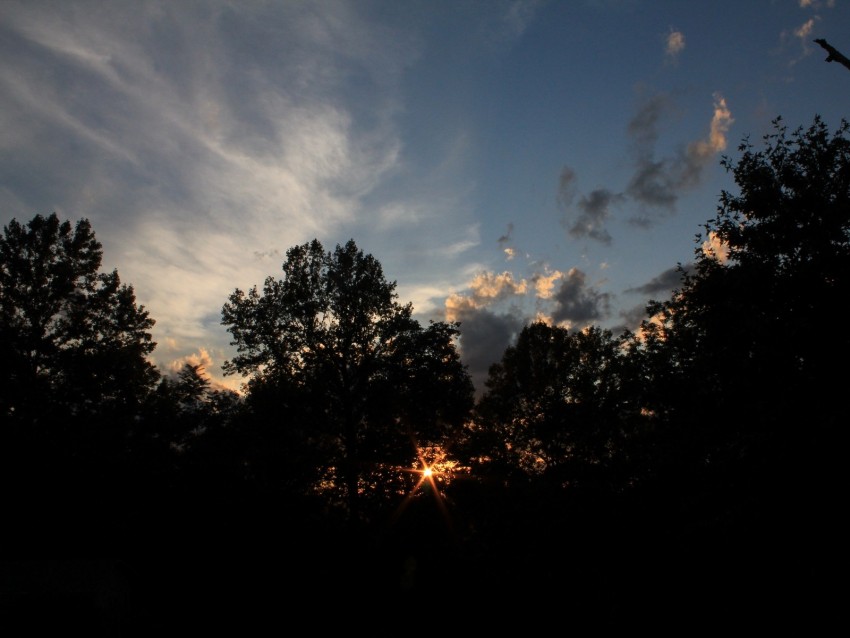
[472,322,628,483]
[221,238,474,519]
[0,213,158,429]
[637,116,850,435]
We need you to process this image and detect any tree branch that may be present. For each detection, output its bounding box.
[814,39,850,73]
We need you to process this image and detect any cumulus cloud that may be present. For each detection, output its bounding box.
[167,347,241,392]
[701,230,730,263]
[665,29,685,61]
[445,271,528,321]
[550,268,611,326]
[449,304,525,396]
[532,270,564,299]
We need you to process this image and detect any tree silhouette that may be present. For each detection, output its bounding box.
[221,238,474,521]
[623,116,849,623]
[1,213,158,429]
[472,322,627,483]
[637,116,850,439]
[814,39,850,73]
[1,212,159,549]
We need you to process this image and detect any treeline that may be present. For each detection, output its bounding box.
[2,116,847,629]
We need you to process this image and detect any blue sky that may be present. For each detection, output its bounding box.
[2,0,849,394]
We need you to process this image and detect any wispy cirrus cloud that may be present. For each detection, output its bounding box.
[0,1,459,388]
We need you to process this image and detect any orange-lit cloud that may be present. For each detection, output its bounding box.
[532,269,564,299]
[168,347,215,378]
[445,270,527,321]
[665,29,685,60]
[470,270,527,299]
[794,17,817,40]
[701,230,730,263]
[798,0,834,8]
[688,93,734,159]
[168,347,242,393]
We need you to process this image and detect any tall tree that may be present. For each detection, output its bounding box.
[221,238,474,520]
[636,116,850,438]
[0,213,158,431]
[624,116,850,611]
[1,213,159,549]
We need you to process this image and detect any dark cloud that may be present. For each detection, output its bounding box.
[612,302,653,334]
[557,166,577,208]
[627,93,669,149]
[551,268,611,325]
[625,94,680,212]
[625,93,732,225]
[452,305,524,396]
[625,158,679,211]
[567,188,622,244]
[558,91,731,242]
[625,264,690,295]
[497,222,514,246]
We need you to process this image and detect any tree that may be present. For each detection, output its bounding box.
[636,116,850,437]
[623,117,849,612]
[221,238,474,520]
[1,213,160,550]
[472,322,628,485]
[0,213,158,431]
[814,39,850,73]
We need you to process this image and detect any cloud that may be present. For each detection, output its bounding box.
[550,268,611,326]
[557,166,578,207]
[531,270,564,299]
[569,189,621,243]
[626,92,733,224]
[665,29,685,61]
[794,18,817,40]
[0,1,466,386]
[701,230,730,263]
[448,304,525,397]
[679,93,733,184]
[497,0,543,42]
[445,271,528,321]
[497,222,514,246]
[560,90,733,242]
[166,347,241,393]
[559,166,619,244]
[625,265,690,296]
[615,302,653,334]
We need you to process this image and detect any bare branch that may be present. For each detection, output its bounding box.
[814,38,850,73]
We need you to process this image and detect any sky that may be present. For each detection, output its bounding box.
[2,0,849,396]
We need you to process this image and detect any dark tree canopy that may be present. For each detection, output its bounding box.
[472,322,628,482]
[637,116,850,435]
[221,238,474,519]
[0,213,158,427]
